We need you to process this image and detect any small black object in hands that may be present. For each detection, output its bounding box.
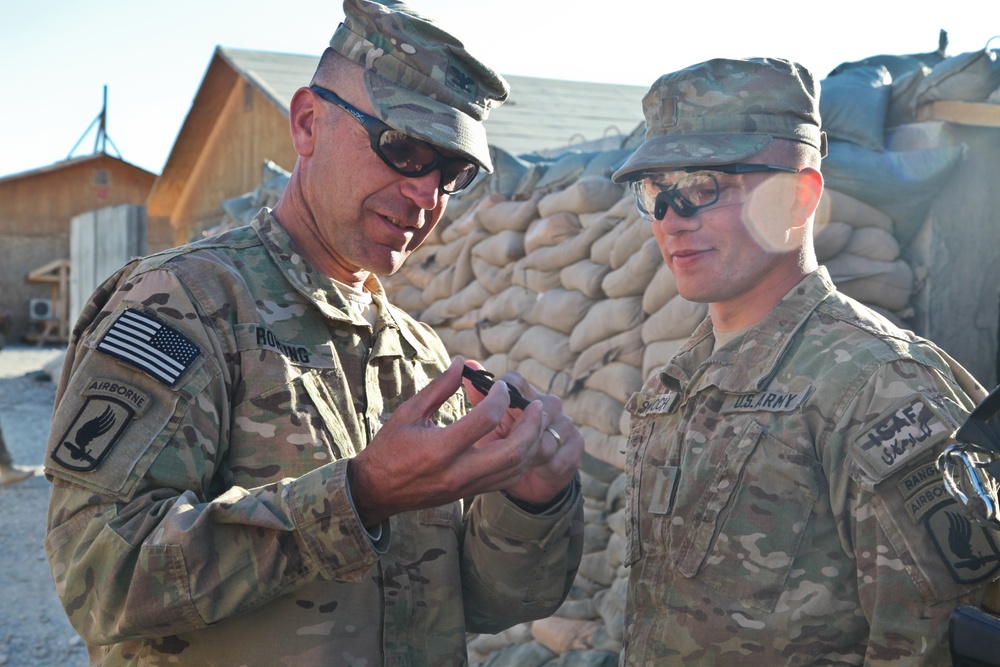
[461,366,530,410]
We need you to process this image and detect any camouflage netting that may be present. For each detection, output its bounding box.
[216,42,1000,665]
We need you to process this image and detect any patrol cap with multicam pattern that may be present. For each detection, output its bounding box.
[612,57,827,183]
[329,0,509,172]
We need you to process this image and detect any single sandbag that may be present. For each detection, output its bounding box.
[451,227,490,294]
[524,211,582,254]
[470,257,513,295]
[516,357,575,396]
[813,220,854,262]
[641,295,707,344]
[590,214,627,266]
[522,215,614,273]
[436,327,487,360]
[609,214,654,270]
[477,191,542,233]
[561,259,612,300]
[824,253,914,311]
[572,328,645,382]
[508,324,576,370]
[480,285,537,323]
[449,280,491,315]
[450,308,483,332]
[816,187,894,232]
[580,425,626,470]
[421,280,491,325]
[524,288,595,335]
[844,226,900,262]
[389,285,427,316]
[564,388,625,436]
[441,193,494,243]
[916,48,1000,106]
[396,242,442,290]
[537,175,626,218]
[422,264,457,305]
[483,353,514,376]
[602,236,663,298]
[570,296,644,353]
[643,338,687,380]
[433,233,469,269]
[471,229,525,266]
[510,262,563,292]
[584,361,644,405]
[642,263,678,315]
[480,320,531,355]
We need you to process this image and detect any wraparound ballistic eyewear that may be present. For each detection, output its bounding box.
[309,85,480,194]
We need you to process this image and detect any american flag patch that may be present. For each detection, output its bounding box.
[97,309,199,386]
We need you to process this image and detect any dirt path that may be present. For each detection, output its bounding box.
[0,345,88,667]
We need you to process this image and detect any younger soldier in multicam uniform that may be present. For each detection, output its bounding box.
[611,57,998,665]
[43,1,584,665]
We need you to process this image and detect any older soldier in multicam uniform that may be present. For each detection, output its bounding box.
[611,57,999,665]
[43,1,584,665]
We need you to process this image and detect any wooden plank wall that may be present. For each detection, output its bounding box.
[70,204,146,327]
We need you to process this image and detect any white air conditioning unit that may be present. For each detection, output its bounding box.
[29,298,55,321]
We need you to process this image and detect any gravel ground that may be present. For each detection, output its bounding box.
[0,345,89,667]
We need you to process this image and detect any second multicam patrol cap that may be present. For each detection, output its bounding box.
[612,57,827,183]
[330,0,509,172]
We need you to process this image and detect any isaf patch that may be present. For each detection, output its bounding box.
[97,309,199,387]
[855,395,952,479]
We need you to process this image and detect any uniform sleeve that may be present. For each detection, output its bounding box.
[825,358,993,665]
[44,268,380,644]
[459,476,585,634]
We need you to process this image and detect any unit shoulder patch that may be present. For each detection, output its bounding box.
[51,396,136,472]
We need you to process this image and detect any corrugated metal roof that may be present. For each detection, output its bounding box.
[220,47,647,157]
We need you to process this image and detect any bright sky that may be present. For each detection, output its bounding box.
[1,0,995,179]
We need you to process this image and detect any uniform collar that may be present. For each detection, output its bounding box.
[662,267,837,394]
[251,209,418,348]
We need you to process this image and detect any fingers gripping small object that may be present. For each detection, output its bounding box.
[461,365,531,410]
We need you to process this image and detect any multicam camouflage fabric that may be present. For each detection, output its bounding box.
[621,268,994,665]
[612,57,827,183]
[44,209,583,666]
[329,0,509,171]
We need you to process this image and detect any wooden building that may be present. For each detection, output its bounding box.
[0,154,155,343]
[145,48,313,248]
[145,46,648,248]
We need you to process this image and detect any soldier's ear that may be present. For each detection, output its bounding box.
[288,87,319,158]
[791,168,823,225]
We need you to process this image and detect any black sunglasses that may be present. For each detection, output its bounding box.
[631,164,800,220]
[309,85,479,194]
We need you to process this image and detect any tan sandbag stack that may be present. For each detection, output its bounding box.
[814,187,914,326]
